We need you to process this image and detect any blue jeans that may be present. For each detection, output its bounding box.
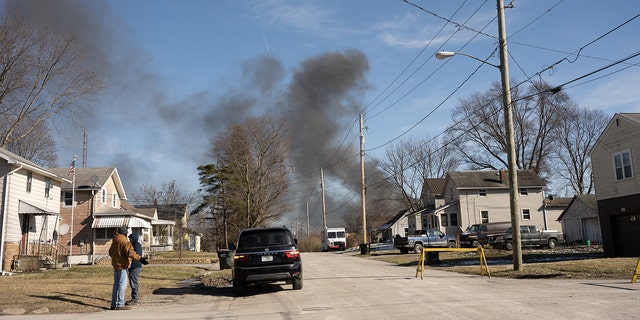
[111,268,128,309]
[128,267,141,302]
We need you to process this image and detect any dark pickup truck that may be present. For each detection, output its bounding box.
[492,225,564,250]
[394,229,457,254]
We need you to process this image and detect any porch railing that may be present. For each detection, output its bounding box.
[19,240,68,267]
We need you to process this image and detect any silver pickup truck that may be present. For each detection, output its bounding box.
[393,229,457,254]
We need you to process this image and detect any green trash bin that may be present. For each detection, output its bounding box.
[217,249,234,269]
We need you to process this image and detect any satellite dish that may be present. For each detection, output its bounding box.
[59,224,70,235]
[90,175,98,183]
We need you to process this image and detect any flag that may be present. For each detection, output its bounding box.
[69,158,76,176]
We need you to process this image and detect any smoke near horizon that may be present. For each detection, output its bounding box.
[3,0,380,229]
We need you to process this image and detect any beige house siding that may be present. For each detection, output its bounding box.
[437,170,548,238]
[456,188,546,230]
[458,189,511,227]
[591,114,640,201]
[543,207,564,231]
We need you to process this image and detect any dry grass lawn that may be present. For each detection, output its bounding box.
[0,265,217,315]
[368,246,639,279]
[0,251,221,315]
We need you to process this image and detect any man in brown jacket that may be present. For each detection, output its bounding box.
[109,226,142,310]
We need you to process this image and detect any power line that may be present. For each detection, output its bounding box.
[363,0,480,117]
[366,4,640,154]
[550,51,640,92]
[402,0,496,40]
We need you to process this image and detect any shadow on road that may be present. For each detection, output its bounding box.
[151,278,291,298]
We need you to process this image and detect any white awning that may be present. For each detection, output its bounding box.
[92,216,151,229]
[128,217,152,229]
[151,219,176,226]
[18,200,55,215]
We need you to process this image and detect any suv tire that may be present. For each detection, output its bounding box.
[292,277,303,290]
[232,280,245,296]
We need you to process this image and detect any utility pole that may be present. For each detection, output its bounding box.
[321,168,327,250]
[497,0,522,271]
[359,114,368,245]
[306,201,310,239]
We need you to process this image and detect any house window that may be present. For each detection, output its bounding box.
[519,188,528,196]
[478,189,486,197]
[522,208,531,220]
[101,189,107,204]
[450,213,458,226]
[63,192,74,207]
[26,171,33,192]
[45,178,51,198]
[112,193,117,207]
[96,227,117,239]
[613,150,633,180]
[440,214,449,227]
[481,211,489,223]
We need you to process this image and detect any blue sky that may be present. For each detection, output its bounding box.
[48,0,640,204]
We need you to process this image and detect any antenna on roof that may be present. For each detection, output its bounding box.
[82,130,88,167]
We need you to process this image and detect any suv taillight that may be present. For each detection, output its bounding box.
[234,254,249,262]
[284,249,300,259]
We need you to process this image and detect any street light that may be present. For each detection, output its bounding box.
[435,51,500,69]
[435,0,523,271]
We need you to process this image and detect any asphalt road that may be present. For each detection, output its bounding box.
[4,251,640,319]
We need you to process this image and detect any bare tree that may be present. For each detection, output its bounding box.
[446,80,569,177]
[377,136,459,211]
[0,8,103,159]
[552,105,608,195]
[0,116,57,166]
[208,115,292,229]
[136,180,194,205]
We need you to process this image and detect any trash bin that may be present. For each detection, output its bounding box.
[359,243,370,255]
[217,249,234,269]
[426,252,441,265]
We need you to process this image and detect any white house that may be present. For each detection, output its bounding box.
[0,148,69,273]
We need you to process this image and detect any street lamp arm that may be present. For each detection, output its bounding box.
[435,51,500,69]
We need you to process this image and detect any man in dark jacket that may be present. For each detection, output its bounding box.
[109,226,141,310]
[126,232,143,306]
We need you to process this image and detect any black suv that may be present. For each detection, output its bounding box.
[232,226,303,294]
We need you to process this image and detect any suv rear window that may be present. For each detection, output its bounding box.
[238,229,293,248]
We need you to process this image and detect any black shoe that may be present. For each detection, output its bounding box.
[125,300,138,306]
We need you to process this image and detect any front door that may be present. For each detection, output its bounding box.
[20,214,30,254]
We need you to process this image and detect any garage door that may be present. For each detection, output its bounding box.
[582,217,602,244]
[611,213,640,257]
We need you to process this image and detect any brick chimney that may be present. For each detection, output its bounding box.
[499,169,506,183]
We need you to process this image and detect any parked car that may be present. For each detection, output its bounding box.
[458,222,512,247]
[393,229,457,254]
[232,226,303,294]
[492,225,564,250]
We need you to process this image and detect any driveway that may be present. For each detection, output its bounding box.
[4,252,640,319]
